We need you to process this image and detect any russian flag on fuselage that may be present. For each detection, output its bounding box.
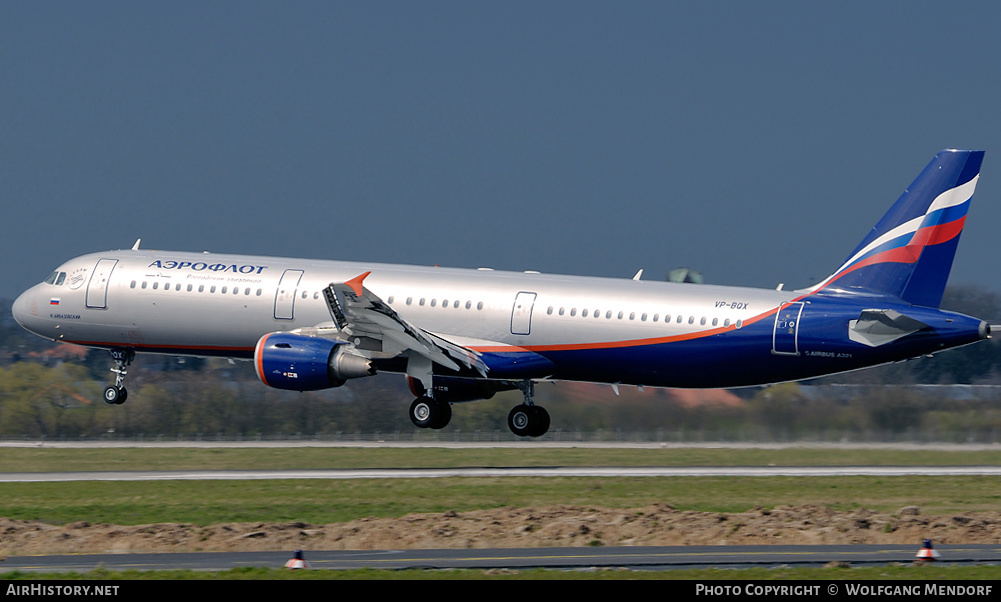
[812,149,983,308]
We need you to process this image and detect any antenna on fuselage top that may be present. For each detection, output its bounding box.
[131,239,141,251]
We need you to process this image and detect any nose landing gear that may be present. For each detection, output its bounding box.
[103,349,134,405]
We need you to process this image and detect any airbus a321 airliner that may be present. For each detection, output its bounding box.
[12,150,993,437]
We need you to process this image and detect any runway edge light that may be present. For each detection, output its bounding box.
[916,539,941,561]
[285,549,310,569]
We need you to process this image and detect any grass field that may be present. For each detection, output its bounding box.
[1,474,999,524]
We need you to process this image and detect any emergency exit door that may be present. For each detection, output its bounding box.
[274,269,304,320]
[86,259,118,309]
[772,302,804,355]
[511,292,537,335]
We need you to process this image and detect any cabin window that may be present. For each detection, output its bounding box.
[130,281,136,289]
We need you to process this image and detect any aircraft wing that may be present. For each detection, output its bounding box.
[322,273,488,379]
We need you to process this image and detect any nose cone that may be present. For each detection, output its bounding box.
[12,286,40,333]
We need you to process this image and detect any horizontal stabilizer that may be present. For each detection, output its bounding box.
[848,309,929,347]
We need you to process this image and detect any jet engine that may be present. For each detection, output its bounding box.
[254,332,375,391]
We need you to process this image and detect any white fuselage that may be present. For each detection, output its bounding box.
[15,248,781,362]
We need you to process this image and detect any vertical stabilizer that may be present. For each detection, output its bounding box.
[809,149,983,307]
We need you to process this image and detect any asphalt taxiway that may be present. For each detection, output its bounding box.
[4,544,1001,573]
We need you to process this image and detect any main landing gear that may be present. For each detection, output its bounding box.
[408,380,551,438]
[507,381,550,438]
[103,349,134,405]
[409,396,452,430]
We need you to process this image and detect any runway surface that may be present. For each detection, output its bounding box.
[4,544,1000,573]
[3,465,1001,482]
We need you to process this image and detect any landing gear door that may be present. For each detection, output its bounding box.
[772,301,804,355]
[511,292,537,336]
[274,269,304,320]
[86,259,119,309]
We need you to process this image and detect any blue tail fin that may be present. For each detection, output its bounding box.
[810,149,984,307]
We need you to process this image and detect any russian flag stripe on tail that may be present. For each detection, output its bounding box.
[810,149,984,308]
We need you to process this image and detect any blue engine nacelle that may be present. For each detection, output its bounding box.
[254,332,375,391]
[407,376,517,403]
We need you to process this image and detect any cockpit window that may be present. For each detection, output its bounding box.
[44,271,67,286]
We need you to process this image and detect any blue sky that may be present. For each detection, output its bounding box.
[3,1,1000,301]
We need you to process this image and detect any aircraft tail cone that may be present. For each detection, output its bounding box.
[284,549,310,569]
[915,539,940,561]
